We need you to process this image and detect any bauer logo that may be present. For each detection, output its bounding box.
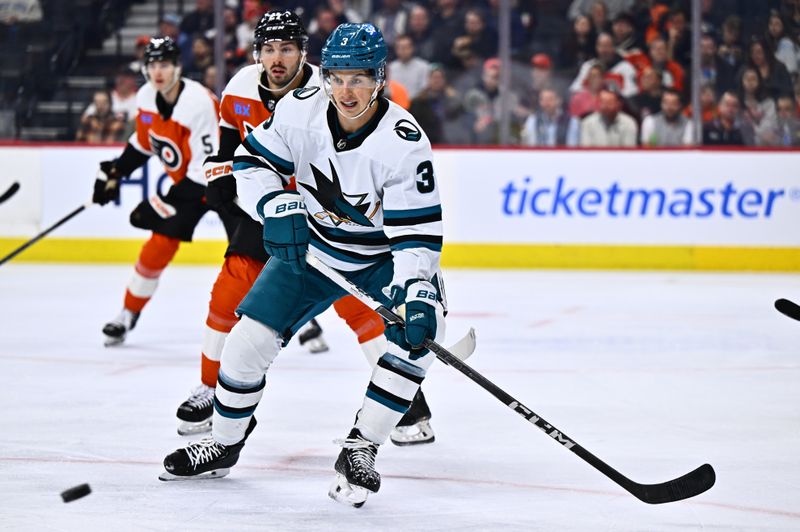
[500,176,787,219]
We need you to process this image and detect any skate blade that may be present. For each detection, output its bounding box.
[158,467,230,481]
[177,419,212,436]
[305,337,329,354]
[103,335,125,347]
[390,420,435,446]
[328,473,370,508]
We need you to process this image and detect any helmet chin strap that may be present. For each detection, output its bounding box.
[255,50,307,93]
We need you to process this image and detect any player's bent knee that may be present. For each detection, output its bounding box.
[219,315,281,380]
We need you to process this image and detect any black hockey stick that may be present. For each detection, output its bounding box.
[307,253,716,504]
[0,201,93,267]
[775,298,800,322]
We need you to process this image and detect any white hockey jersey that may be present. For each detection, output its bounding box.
[232,87,442,289]
[129,78,219,185]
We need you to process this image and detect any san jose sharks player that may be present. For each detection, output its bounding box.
[175,11,438,446]
[161,23,446,508]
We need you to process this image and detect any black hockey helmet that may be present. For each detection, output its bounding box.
[253,10,308,51]
[143,36,180,65]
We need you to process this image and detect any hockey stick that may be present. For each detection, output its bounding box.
[0,201,93,267]
[775,298,800,322]
[306,252,716,504]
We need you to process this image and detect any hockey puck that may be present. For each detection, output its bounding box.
[61,483,91,503]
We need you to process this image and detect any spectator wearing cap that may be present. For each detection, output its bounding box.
[580,87,638,146]
[559,14,597,74]
[389,34,431,99]
[409,64,469,144]
[611,12,641,56]
[521,88,580,147]
[702,91,750,145]
[406,4,436,62]
[717,15,744,69]
[236,1,266,61]
[463,58,524,144]
[570,32,639,97]
[640,88,693,146]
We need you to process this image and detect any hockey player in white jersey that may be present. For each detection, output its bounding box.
[161,23,446,507]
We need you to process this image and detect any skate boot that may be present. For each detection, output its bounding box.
[298,318,329,353]
[390,388,435,446]
[329,428,380,508]
[102,309,140,347]
[159,416,257,481]
[176,384,215,435]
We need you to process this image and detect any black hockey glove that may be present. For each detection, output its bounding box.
[258,190,309,274]
[92,160,122,206]
[384,279,438,359]
[203,155,238,214]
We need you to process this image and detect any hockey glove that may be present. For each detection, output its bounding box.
[385,279,438,359]
[203,155,238,214]
[258,190,309,274]
[92,160,122,205]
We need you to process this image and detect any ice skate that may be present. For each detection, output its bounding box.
[328,428,380,508]
[390,389,435,446]
[298,318,329,353]
[176,384,215,435]
[159,416,257,481]
[102,309,140,347]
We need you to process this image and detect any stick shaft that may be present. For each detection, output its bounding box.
[0,203,91,266]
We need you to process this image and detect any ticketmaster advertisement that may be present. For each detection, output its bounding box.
[0,145,798,268]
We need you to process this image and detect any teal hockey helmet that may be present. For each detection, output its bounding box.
[321,23,387,83]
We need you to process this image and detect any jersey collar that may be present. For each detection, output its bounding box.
[155,80,185,120]
[327,97,389,152]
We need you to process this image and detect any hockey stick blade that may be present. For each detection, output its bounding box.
[775,298,800,322]
[447,327,476,361]
[306,252,715,504]
[0,181,20,204]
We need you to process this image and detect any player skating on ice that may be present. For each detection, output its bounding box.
[175,11,437,446]
[161,23,446,507]
[92,37,220,347]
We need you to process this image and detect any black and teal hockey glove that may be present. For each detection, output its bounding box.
[258,190,309,274]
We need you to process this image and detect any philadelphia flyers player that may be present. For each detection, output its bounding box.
[175,11,437,447]
[92,37,220,347]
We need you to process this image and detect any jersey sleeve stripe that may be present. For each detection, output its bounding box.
[384,205,442,219]
[383,210,442,226]
[242,135,294,175]
[390,240,443,252]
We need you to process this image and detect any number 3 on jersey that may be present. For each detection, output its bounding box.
[416,161,435,193]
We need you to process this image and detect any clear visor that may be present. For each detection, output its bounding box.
[321,69,379,91]
[253,40,301,60]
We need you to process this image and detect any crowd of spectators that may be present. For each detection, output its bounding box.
[80,0,800,147]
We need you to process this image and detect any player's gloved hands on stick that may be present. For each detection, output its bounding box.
[92,160,122,205]
[385,279,438,358]
[203,156,237,214]
[259,190,309,274]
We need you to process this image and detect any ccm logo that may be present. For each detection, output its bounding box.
[205,164,232,180]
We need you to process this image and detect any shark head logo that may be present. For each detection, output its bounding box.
[303,160,374,227]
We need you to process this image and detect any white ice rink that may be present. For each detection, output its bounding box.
[2,263,799,531]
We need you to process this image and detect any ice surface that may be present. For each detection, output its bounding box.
[1,264,799,531]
